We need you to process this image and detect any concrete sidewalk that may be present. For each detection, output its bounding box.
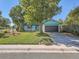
[0,45,79,59]
[0,45,78,53]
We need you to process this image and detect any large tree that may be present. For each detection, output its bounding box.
[0,11,2,25]
[20,0,61,33]
[65,6,79,25]
[9,5,25,31]
[65,6,79,34]
[0,11,8,27]
[0,17,8,27]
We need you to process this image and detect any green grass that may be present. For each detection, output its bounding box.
[0,32,52,45]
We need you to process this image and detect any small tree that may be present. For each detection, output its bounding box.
[9,5,25,32]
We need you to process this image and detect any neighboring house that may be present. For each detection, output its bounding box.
[42,20,60,32]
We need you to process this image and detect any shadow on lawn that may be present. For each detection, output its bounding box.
[35,33,53,45]
[36,33,49,37]
[0,33,9,38]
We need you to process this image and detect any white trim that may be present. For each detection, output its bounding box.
[42,24,45,33]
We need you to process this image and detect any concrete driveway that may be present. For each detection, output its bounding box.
[48,32,79,47]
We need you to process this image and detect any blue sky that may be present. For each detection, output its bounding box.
[0,0,19,19]
[54,0,79,20]
[0,0,79,20]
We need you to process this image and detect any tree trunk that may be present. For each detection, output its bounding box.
[39,23,43,33]
[17,23,24,32]
[16,26,20,32]
[20,23,24,32]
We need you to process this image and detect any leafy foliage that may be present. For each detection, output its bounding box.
[0,11,8,27]
[64,6,79,35]
[9,5,25,31]
[20,0,61,33]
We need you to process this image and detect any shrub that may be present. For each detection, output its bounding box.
[3,29,8,33]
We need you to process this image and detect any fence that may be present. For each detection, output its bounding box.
[61,24,79,35]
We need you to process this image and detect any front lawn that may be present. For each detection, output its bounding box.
[0,32,52,45]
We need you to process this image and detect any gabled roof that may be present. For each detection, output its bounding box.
[44,20,59,26]
[42,20,49,24]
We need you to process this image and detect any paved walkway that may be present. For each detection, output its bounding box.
[48,32,79,47]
